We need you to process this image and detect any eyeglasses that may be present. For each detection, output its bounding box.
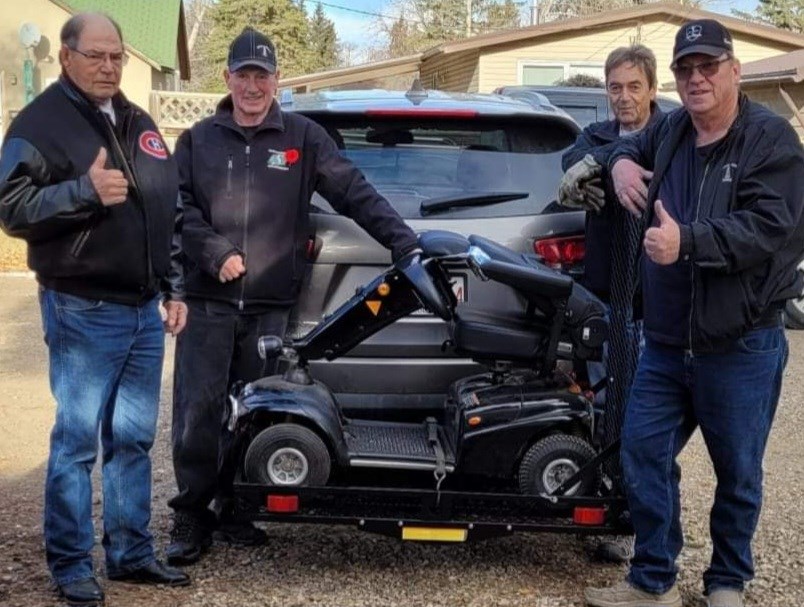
[672,56,730,81]
[70,48,129,67]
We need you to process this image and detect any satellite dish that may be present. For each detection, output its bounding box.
[19,23,41,49]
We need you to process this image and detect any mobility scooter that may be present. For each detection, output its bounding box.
[229,231,629,541]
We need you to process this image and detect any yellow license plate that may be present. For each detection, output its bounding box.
[401,526,468,542]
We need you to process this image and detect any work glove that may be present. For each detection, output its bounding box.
[558,154,606,213]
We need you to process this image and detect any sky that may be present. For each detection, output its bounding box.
[306,0,761,63]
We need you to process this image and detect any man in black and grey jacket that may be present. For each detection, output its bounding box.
[166,26,418,565]
[586,20,804,607]
[559,45,664,565]
[0,12,189,606]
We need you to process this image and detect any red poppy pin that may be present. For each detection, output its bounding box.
[285,148,300,164]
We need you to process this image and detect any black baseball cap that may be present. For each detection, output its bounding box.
[228,26,277,73]
[672,19,734,67]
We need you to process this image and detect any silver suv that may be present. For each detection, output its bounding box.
[283,87,585,417]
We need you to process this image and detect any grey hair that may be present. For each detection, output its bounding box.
[605,45,658,90]
[60,12,124,49]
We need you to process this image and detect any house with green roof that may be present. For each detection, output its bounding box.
[0,0,189,142]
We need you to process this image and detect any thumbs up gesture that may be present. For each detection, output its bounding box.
[88,147,128,206]
[644,200,680,265]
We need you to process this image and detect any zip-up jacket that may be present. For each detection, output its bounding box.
[562,102,664,300]
[0,77,183,304]
[610,94,804,351]
[176,96,418,307]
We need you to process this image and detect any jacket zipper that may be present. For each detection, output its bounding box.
[226,154,233,196]
[238,145,251,311]
[688,160,711,351]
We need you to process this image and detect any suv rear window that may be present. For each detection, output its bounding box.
[306,116,576,219]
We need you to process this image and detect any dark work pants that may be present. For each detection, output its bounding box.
[169,298,291,518]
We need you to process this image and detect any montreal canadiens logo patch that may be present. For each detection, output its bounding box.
[139,131,168,159]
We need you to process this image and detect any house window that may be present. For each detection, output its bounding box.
[520,61,605,86]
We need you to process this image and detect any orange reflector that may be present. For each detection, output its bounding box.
[467,416,482,427]
[377,282,391,297]
[573,507,606,526]
[366,300,381,316]
[266,494,299,513]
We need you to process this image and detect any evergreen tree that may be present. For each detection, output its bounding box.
[308,2,339,70]
[756,0,804,32]
[378,0,522,58]
[195,0,316,92]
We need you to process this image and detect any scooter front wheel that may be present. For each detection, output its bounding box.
[244,423,331,486]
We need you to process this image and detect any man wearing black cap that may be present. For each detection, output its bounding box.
[584,19,804,607]
[166,26,418,565]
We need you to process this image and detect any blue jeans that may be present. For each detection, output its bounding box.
[622,327,787,595]
[40,289,164,585]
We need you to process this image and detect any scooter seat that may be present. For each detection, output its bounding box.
[451,305,551,362]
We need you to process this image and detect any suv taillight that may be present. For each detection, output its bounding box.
[534,235,585,267]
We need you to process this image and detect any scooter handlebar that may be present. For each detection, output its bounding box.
[257,335,284,360]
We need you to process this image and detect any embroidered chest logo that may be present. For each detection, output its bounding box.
[267,148,300,171]
[721,163,738,183]
[139,131,168,160]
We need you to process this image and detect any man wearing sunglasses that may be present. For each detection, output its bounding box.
[585,19,804,607]
[0,12,190,606]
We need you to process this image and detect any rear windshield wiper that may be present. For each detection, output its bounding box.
[420,192,529,216]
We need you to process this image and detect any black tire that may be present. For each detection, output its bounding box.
[785,297,804,330]
[785,258,804,329]
[518,434,600,497]
[244,423,331,486]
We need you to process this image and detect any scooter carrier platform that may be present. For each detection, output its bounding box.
[344,420,456,470]
[233,483,631,542]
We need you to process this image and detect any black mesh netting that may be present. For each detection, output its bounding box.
[602,203,643,489]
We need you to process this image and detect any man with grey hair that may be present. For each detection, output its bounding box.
[0,12,189,606]
[559,44,665,564]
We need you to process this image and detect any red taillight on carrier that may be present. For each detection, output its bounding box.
[266,494,299,513]
[573,506,606,526]
[534,235,585,267]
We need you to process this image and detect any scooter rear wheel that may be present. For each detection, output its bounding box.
[518,434,599,497]
[244,423,331,486]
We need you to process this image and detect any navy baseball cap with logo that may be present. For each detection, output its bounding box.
[228,26,277,73]
[672,19,734,67]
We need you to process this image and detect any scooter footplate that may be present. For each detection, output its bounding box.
[345,421,450,461]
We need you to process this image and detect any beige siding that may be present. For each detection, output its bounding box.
[1,0,165,143]
[1,0,73,140]
[421,50,480,92]
[473,17,799,93]
[745,83,804,142]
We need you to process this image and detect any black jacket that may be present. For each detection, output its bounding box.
[176,96,418,307]
[611,95,804,350]
[0,77,183,304]
[562,103,664,301]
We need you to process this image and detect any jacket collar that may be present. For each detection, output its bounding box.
[214,95,285,135]
[589,100,664,142]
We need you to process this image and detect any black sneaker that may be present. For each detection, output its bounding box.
[213,520,267,546]
[166,511,213,566]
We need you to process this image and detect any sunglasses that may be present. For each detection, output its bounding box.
[672,56,731,81]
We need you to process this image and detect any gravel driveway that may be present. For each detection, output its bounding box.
[1,275,802,607]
